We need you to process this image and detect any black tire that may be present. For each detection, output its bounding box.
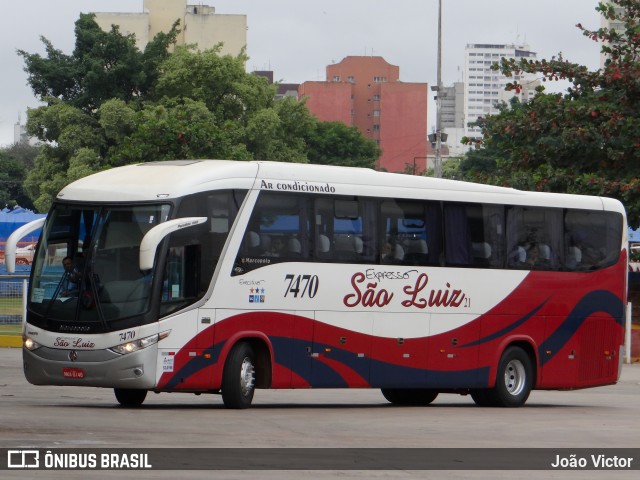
[381,388,438,406]
[222,342,256,409]
[483,346,533,407]
[470,389,493,407]
[114,388,147,407]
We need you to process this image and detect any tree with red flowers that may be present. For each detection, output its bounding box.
[460,0,640,226]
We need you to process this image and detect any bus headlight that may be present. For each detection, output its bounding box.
[24,337,41,351]
[109,330,170,356]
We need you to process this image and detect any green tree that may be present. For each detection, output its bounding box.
[19,13,178,112]
[20,14,380,212]
[0,144,39,210]
[153,45,276,122]
[305,121,380,169]
[462,0,640,226]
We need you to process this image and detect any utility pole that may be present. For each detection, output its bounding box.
[434,0,443,178]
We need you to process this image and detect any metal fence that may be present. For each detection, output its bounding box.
[0,275,28,326]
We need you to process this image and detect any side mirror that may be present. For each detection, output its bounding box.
[5,218,46,273]
[139,217,207,271]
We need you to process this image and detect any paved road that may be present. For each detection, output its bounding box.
[0,347,638,479]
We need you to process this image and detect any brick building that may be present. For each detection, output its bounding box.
[299,56,428,173]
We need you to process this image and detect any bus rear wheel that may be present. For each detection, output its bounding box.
[222,342,256,409]
[381,388,438,406]
[476,346,533,408]
[114,388,147,407]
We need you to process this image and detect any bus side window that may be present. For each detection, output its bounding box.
[381,200,442,267]
[331,197,377,264]
[162,245,200,301]
[444,204,473,266]
[564,209,622,271]
[235,192,311,273]
[506,206,562,271]
[443,203,505,269]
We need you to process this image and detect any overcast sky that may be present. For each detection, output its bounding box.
[0,0,603,147]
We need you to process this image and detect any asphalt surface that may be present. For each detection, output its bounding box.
[0,347,638,479]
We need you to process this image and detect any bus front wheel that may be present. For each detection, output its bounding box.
[114,388,147,407]
[381,388,438,406]
[475,346,533,408]
[222,342,256,409]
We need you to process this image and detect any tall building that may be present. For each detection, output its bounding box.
[94,0,246,56]
[440,82,465,130]
[439,82,467,157]
[464,44,539,139]
[299,56,428,174]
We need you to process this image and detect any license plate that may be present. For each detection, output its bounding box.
[62,368,85,379]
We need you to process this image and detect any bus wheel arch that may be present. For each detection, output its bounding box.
[219,333,273,388]
[244,337,272,389]
[220,336,272,409]
[473,343,535,408]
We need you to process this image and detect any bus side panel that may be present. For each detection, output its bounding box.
[537,259,626,389]
[156,309,221,391]
[369,313,428,388]
[476,314,542,389]
[153,259,625,393]
[540,315,578,388]
[541,315,622,389]
[426,313,483,388]
[156,310,313,391]
[312,311,372,387]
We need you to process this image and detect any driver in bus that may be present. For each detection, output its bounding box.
[61,256,81,297]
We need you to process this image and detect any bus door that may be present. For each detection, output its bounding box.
[156,242,212,390]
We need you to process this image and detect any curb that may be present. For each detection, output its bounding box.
[0,336,22,348]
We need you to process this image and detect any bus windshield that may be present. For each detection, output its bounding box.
[28,203,171,329]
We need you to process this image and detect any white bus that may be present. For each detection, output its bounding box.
[8,160,628,409]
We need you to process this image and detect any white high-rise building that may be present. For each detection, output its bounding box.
[464,44,539,139]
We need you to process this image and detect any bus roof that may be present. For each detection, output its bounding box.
[56,160,623,213]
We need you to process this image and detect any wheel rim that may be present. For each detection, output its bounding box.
[239,356,255,397]
[504,359,526,396]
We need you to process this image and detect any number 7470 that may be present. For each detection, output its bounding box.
[284,274,319,298]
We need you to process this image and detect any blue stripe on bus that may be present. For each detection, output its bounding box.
[460,299,550,348]
[538,290,624,366]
